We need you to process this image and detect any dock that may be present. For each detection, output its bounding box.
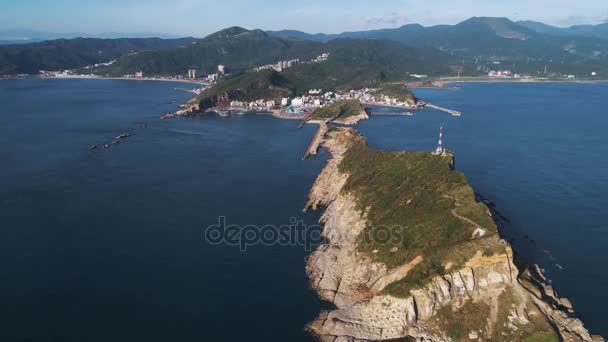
[425,103,462,117]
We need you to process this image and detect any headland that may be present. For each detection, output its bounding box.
[304,127,603,342]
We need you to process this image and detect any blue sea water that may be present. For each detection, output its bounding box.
[360,82,608,335]
[0,79,326,341]
[0,79,607,340]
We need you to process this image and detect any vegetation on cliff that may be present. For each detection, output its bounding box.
[429,286,559,341]
[337,132,502,294]
[311,99,365,120]
[196,70,295,109]
[373,83,418,105]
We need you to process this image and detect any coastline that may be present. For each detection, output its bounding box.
[304,127,603,342]
[437,76,607,84]
[38,75,210,86]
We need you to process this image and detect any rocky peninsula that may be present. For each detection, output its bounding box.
[305,128,602,342]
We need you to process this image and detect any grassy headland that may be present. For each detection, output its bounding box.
[196,69,295,109]
[337,131,502,295]
[311,99,365,120]
[373,83,418,105]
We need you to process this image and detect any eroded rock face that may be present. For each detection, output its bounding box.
[332,111,369,126]
[305,128,602,342]
[310,252,518,341]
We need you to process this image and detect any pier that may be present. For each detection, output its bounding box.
[369,111,413,116]
[425,103,462,117]
[303,122,328,159]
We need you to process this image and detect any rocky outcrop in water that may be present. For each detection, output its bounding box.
[305,128,602,342]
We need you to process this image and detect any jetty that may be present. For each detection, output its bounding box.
[425,103,462,117]
[303,122,327,159]
[369,111,413,116]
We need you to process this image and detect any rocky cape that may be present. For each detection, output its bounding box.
[304,128,603,342]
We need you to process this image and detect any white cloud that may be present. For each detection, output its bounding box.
[365,12,409,27]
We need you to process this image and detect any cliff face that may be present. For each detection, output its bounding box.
[305,128,602,342]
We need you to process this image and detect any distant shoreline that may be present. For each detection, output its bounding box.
[1,75,208,86]
[47,75,210,86]
[437,76,607,84]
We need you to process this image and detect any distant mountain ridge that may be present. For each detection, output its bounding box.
[0,37,197,75]
[517,20,608,40]
[93,27,324,76]
[268,17,608,42]
[3,18,608,78]
[91,26,453,83]
[0,29,184,45]
[268,17,608,71]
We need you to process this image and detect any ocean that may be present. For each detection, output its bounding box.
[0,79,606,340]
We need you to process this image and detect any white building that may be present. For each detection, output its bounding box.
[308,89,322,95]
[291,97,304,107]
[218,64,225,75]
[135,71,144,78]
[281,98,290,106]
[230,101,244,107]
[187,69,197,79]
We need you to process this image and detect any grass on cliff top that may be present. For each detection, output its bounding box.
[337,130,499,294]
[373,83,417,104]
[427,287,559,341]
[311,99,365,120]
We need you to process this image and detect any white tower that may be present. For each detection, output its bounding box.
[435,126,444,154]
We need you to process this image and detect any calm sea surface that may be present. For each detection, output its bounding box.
[1,79,607,340]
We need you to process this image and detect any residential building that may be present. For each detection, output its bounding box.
[291,97,304,107]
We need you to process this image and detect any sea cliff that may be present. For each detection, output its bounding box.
[305,128,602,342]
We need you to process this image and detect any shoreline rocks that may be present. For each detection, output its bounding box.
[305,128,602,342]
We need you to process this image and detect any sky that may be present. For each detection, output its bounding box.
[1,0,607,37]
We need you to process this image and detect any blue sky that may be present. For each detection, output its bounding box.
[1,0,607,36]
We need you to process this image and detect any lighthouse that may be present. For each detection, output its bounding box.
[434,126,444,155]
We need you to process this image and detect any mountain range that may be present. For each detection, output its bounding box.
[268,17,608,62]
[0,29,182,45]
[268,17,608,43]
[2,17,608,78]
[517,21,608,39]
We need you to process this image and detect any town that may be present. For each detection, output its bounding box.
[225,87,421,115]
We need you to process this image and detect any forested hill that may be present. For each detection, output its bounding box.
[268,17,608,73]
[0,37,196,75]
[92,27,323,76]
[92,27,455,81]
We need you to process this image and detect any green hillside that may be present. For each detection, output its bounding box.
[283,38,455,91]
[269,17,608,76]
[373,83,417,105]
[0,37,196,75]
[311,100,365,120]
[197,69,295,110]
[93,27,322,76]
